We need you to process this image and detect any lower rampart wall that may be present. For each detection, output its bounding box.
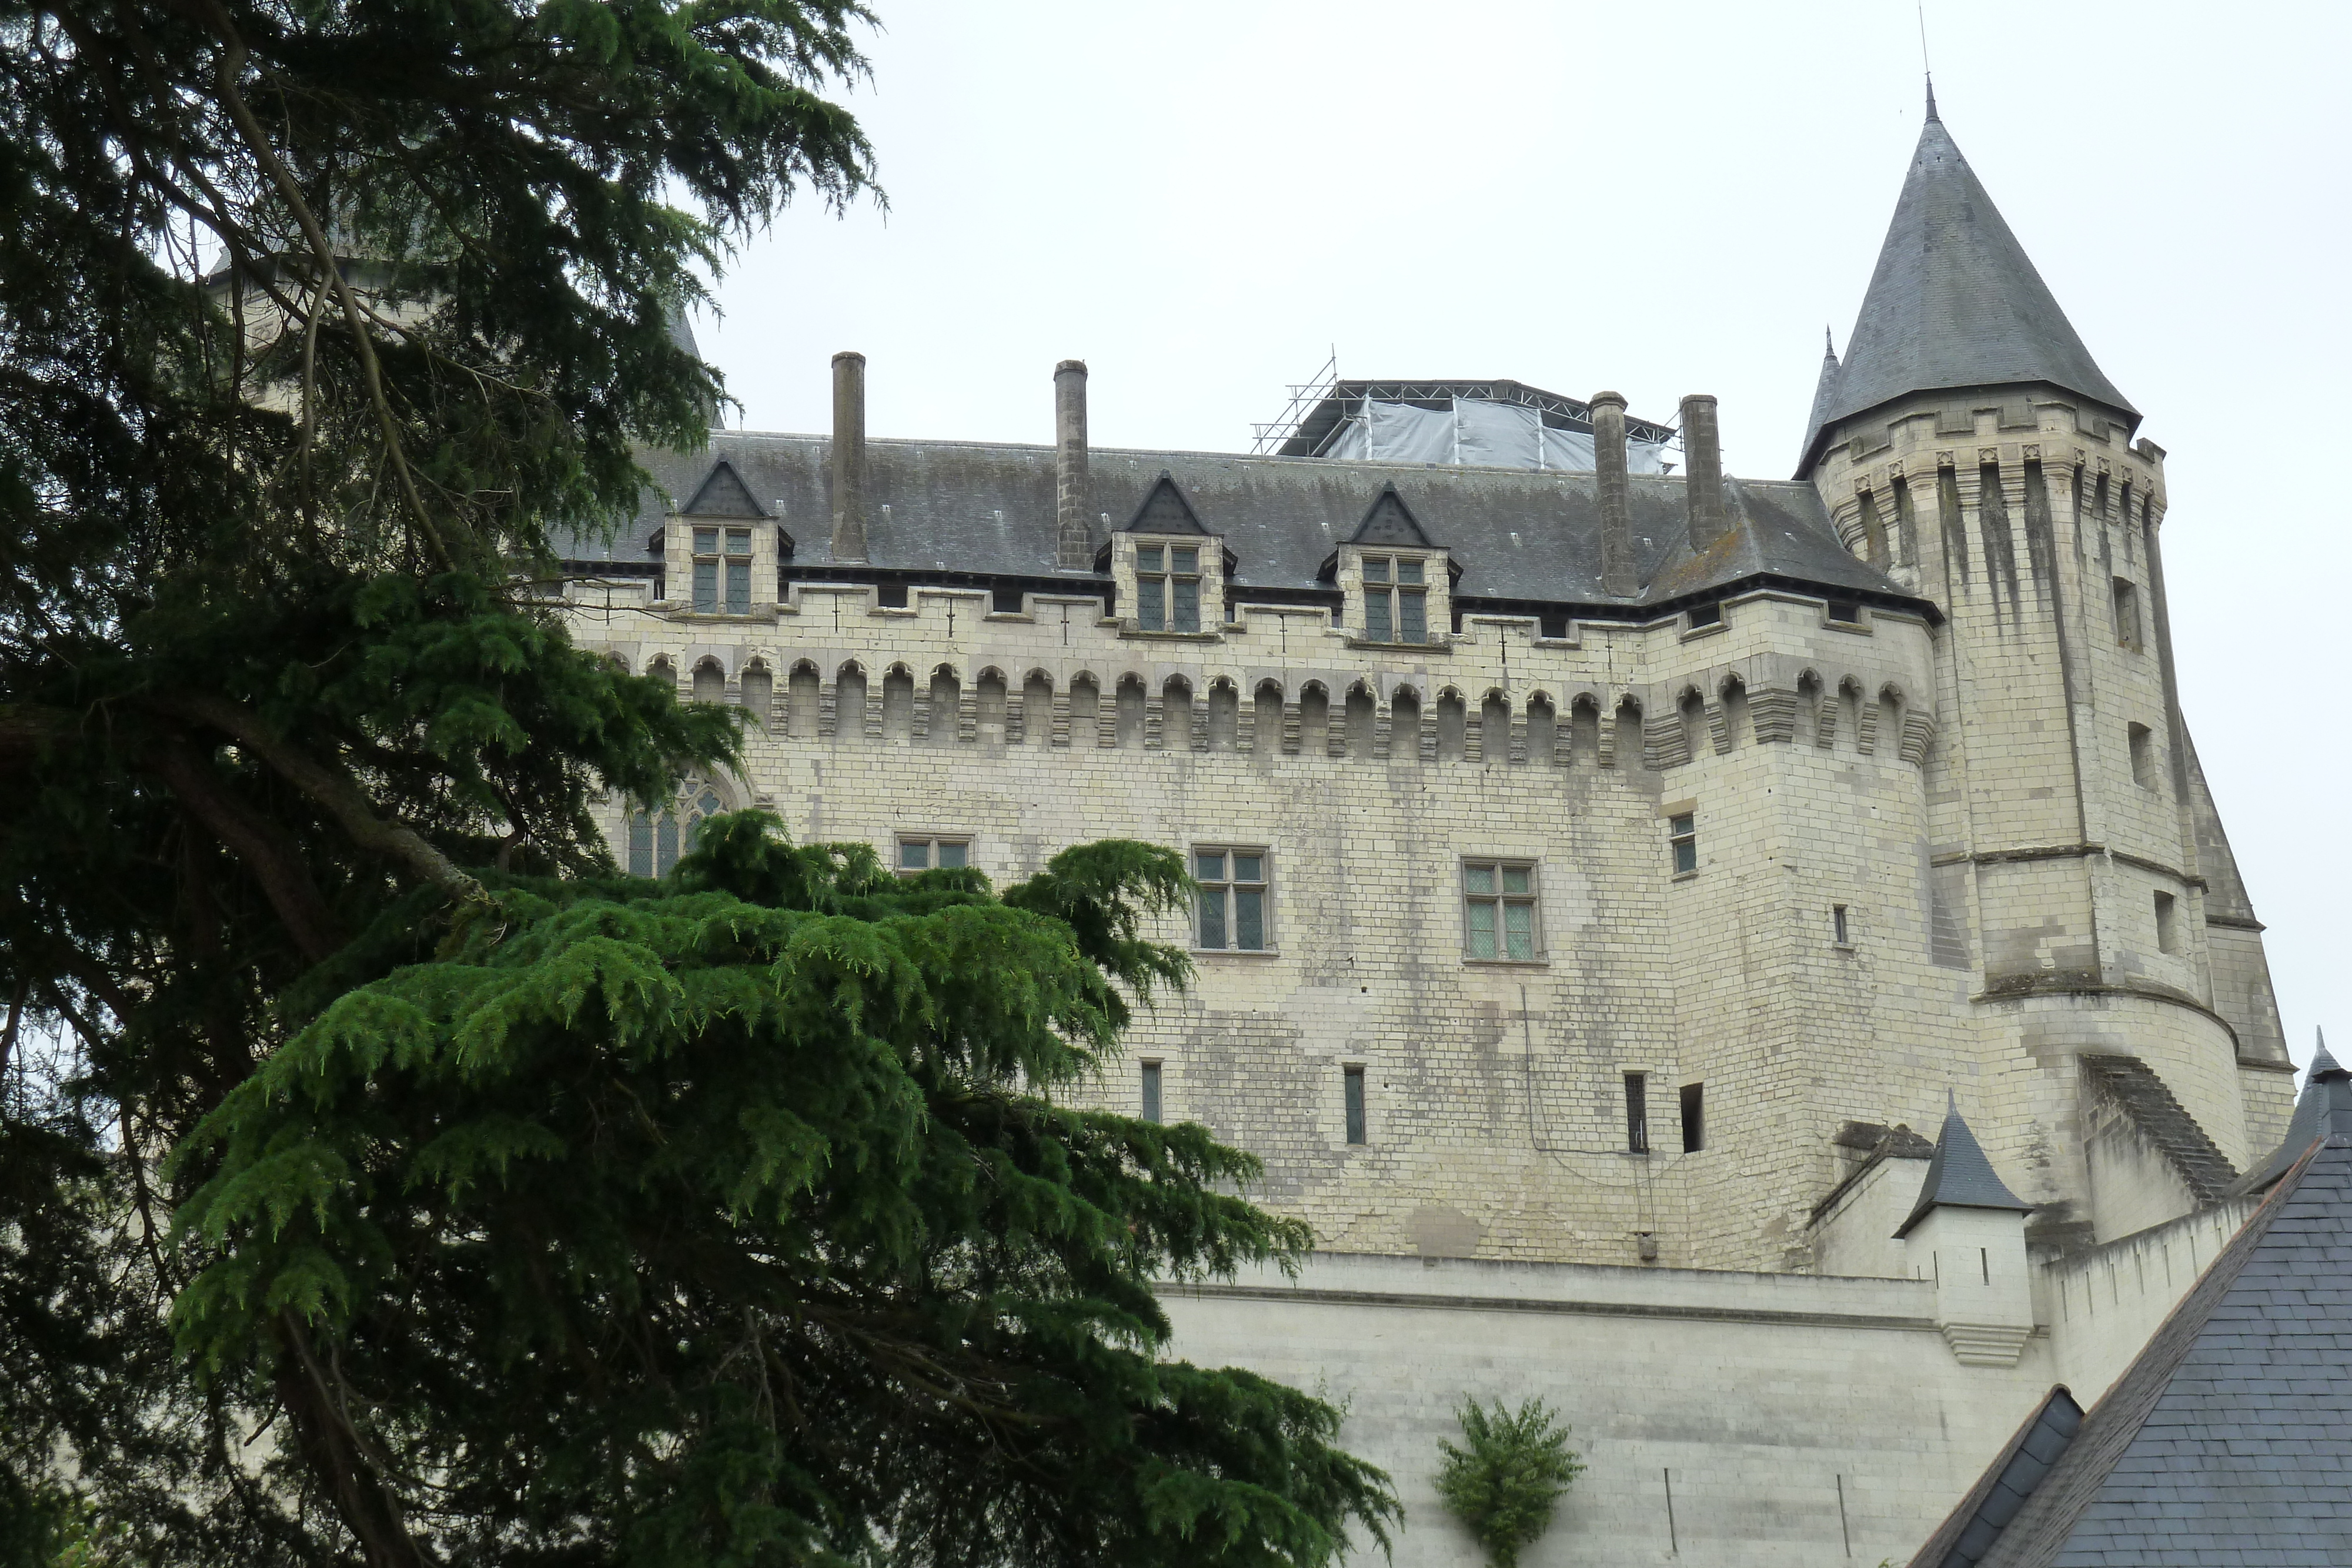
[1162,1252,2053,1567]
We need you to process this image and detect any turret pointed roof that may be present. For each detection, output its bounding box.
[2227,1031,2351,1198]
[1805,330,1843,453]
[1895,1094,2033,1238]
[1798,101,2136,476]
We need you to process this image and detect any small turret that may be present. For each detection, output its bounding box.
[1898,1095,2036,1366]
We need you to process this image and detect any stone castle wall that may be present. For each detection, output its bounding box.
[562,524,2252,1272]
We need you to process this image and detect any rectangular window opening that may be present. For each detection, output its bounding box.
[1360,554,1429,644]
[1680,1082,1704,1154]
[1833,905,1850,945]
[1344,1066,1367,1146]
[2129,723,2157,790]
[1194,847,1270,951]
[1669,813,1698,877]
[2154,891,2179,955]
[1826,599,1862,625]
[897,835,971,874]
[1135,543,1201,633]
[690,526,754,615]
[1462,860,1539,960]
[1980,1246,1990,1285]
[1625,1073,1650,1155]
[1140,1061,1162,1125]
[1686,601,1722,628]
[2112,577,2141,651]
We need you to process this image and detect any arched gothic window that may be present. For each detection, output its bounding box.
[626,783,727,877]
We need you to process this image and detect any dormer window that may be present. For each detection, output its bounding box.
[1136,543,1201,632]
[1361,554,1428,643]
[691,526,753,615]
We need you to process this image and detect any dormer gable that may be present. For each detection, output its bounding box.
[1099,471,1233,575]
[1349,483,1434,549]
[1125,471,1207,534]
[1318,484,1461,587]
[681,459,767,519]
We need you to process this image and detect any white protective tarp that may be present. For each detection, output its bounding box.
[1321,397,1668,473]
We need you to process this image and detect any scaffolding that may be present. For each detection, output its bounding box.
[1251,363,1679,473]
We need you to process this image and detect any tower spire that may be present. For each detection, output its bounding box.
[1925,75,1939,123]
[1796,109,2137,476]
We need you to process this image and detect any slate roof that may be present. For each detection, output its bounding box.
[556,434,1926,618]
[2226,1037,2346,1199]
[1798,103,2137,476]
[1896,1096,2034,1238]
[1910,1062,2352,1566]
[1914,1387,2087,1568]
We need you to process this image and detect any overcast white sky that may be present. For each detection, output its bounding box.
[701,0,2352,1075]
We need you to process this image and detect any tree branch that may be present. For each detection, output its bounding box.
[154,693,488,908]
[146,737,348,964]
[193,14,458,574]
[275,1312,437,1568]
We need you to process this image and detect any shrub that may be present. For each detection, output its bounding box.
[1434,1397,1584,1568]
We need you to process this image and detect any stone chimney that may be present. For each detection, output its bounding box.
[1680,393,1727,553]
[830,350,867,563]
[1054,360,1092,570]
[1591,390,1637,597]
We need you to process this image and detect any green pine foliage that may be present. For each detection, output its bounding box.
[171,815,1395,1564]
[0,0,1396,1561]
[1434,1398,1583,1568]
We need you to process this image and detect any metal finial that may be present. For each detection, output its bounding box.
[1918,1,1937,121]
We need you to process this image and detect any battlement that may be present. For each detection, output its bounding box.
[572,576,1943,779]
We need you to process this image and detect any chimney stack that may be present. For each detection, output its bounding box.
[1680,393,1726,553]
[1054,360,1092,570]
[830,350,867,563]
[1591,390,1637,598]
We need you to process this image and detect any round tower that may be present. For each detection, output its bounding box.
[1799,94,2294,1249]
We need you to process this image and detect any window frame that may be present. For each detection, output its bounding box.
[1192,844,1272,952]
[690,524,755,615]
[894,834,973,875]
[1358,553,1430,644]
[1680,1082,1705,1153]
[626,785,728,878]
[1460,857,1542,962]
[2127,723,2157,791]
[1134,540,1204,633]
[1342,1064,1367,1146]
[2112,576,2143,651]
[1668,813,1698,877]
[1624,1072,1650,1155]
[1140,1060,1164,1125]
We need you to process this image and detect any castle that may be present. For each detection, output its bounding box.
[553,98,2306,1565]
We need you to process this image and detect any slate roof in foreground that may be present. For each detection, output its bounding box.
[1909,1062,2352,1567]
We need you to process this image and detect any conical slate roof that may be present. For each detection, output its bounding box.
[2227,1032,2348,1198]
[1895,1095,2033,1238]
[1798,103,2136,476]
